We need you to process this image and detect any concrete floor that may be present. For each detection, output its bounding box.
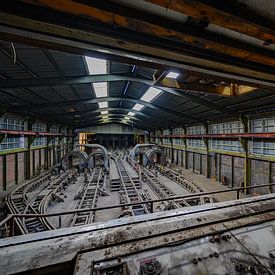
[47,175,86,228]
[43,161,249,229]
[172,164,247,202]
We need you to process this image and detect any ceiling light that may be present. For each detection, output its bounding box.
[132,103,144,111]
[101,110,108,115]
[127,111,135,116]
[140,87,162,102]
[102,115,109,119]
[166,72,179,78]
[93,82,107,98]
[85,56,107,75]
[124,117,130,120]
[98,102,108,108]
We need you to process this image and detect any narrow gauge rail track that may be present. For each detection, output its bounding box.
[6,170,72,234]
[113,155,149,216]
[71,168,103,227]
[142,167,182,210]
[158,165,214,204]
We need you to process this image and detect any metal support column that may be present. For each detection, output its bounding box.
[170,128,173,163]
[203,123,211,178]
[231,155,234,188]
[183,127,188,169]
[240,116,250,194]
[25,119,36,180]
[44,122,52,170]
[268,161,273,193]
[2,155,6,191]
[15,153,18,185]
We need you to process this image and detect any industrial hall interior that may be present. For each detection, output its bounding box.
[0,1,275,274]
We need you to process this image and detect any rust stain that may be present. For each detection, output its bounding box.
[145,0,275,43]
[22,0,275,66]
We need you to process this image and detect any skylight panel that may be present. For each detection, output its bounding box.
[85,57,107,75]
[166,72,179,78]
[132,103,144,111]
[98,102,108,108]
[127,111,135,116]
[140,87,162,102]
[93,82,107,98]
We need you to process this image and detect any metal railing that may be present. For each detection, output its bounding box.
[0,183,274,237]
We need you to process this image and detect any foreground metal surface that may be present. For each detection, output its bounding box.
[0,194,275,274]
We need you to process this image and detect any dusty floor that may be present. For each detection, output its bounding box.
[172,164,247,201]
[44,162,250,229]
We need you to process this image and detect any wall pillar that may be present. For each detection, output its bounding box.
[240,116,250,194]
[25,119,36,179]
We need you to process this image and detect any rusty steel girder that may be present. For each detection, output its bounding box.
[0,1,274,89]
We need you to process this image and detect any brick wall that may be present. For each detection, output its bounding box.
[251,160,269,194]
[6,154,15,187]
[18,153,25,182]
[0,145,67,195]
[233,157,244,188]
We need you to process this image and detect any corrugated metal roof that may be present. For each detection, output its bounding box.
[0,41,274,129]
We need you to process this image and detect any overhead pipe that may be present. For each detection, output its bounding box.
[128,144,155,160]
[74,144,109,172]
[61,150,88,170]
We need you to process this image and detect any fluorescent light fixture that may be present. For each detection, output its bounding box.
[85,56,107,75]
[101,110,108,115]
[98,102,108,108]
[124,117,130,120]
[140,87,162,102]
[132,103,144,111]
[102,115,109,119]
[166,72,179,78]
[127,111,135,116]
[93,82,107,98]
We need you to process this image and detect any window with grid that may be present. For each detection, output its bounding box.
[210,139,244,152]
[172,128,184,146]
[49,124,59,146]
[249,140,275,156]
[186,125,206,134]
[250,117,275,133]
[210,121,243,134]
[0,116,26,150]
[32,122,46,147]
[187,138,206,148]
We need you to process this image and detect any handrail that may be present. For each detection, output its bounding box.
[1,183,274,226]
